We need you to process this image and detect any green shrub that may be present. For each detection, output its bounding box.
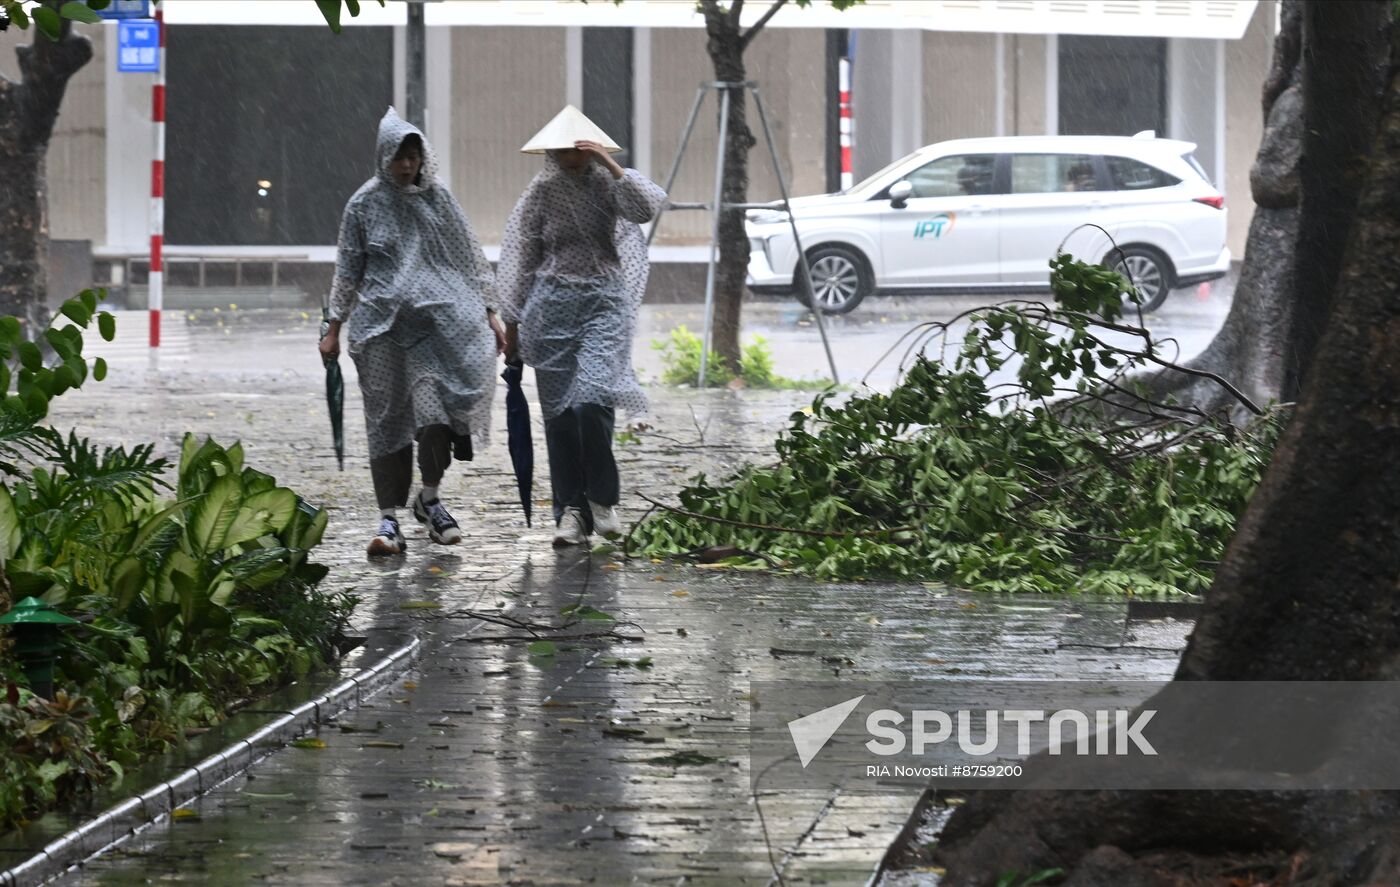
[0,295,353,829]
[652,325,830,389]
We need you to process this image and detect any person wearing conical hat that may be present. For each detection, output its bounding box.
[320,108,506,557]
[496,105,667,547]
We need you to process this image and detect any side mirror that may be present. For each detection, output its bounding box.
[888,180,913,208]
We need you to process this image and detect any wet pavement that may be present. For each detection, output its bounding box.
[29,300,1205,885]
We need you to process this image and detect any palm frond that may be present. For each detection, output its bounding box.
[47,432,172,507]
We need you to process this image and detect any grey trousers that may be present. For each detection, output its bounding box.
[369,424,463,510]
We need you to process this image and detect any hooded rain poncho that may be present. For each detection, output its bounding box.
[496,155,666,421]
[329,109,498,460]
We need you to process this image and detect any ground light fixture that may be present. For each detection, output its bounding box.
[0,596,79,700]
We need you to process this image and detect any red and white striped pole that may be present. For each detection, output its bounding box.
[149,5,165,348]
[838,56,853,191]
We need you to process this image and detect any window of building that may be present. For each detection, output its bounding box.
[904,154,997,198]
[1010,154,1099,194]
[582,28,634,167]
[165,25,393,246]
[1104,156,1181,190]
[1058,35,1167,137]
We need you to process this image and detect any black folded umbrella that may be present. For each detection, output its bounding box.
[320,308,345,471]
[502,360,534,526]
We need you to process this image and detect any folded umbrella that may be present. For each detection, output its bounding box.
[502,359,534,526]
[320,308,345,471]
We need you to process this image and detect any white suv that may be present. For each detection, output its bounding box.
[746,134,1230,313]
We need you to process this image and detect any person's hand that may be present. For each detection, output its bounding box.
[488,312,507,356]
[318,328,340,360]
[574,140,624,179]
[504,323,520,364]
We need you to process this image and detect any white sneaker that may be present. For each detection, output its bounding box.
[553,506,589,547]
[367,517,406,557]
[589,501,623,538]
[413,492,463,545]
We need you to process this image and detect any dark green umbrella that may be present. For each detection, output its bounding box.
[320,307,345,471]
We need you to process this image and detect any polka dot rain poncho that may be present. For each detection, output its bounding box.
[495,154,667,420]
[329,108,498,460]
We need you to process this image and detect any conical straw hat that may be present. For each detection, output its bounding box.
[521,105,622,154]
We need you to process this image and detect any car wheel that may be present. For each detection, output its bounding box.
[796,246,872,314]
[1112,247,1173,313]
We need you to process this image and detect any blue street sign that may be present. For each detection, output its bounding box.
[116,19,159,73]
[96,0,150,20]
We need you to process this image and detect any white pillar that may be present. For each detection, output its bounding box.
[632,27,652,177]
[995,32,1006,138]
[426,24,453,186]
[889,28,922,154]
[392,24,406,112]
[1214,38,1227,191]
[565,26,583,108]
[1045,34,1059,136]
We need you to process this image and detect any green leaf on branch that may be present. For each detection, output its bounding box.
[18,341,42,372]
[98,311,116,342]
[32,5,61,39]
[315,0,342,33]
[59,2,102,24]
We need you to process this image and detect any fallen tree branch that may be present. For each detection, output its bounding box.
[637,491,914,538]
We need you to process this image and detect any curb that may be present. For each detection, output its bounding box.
[1,637,421,887]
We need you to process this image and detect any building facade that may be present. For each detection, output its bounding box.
[0,0,1275,303]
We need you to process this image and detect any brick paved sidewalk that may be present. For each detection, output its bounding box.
[30,321,1187,886]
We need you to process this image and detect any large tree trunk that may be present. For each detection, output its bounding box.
[0,7,93,338]
[701,0,758,370]
[1134,0,1389,422]
[932,11,1400,883]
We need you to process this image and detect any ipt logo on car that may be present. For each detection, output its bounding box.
[913,213,956,239]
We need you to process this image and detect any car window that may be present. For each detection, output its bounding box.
[902,154,997,198]
[1010,154,1099,194]
[850,151,926,194]
[1183,153,1212,185]
[1105,156,1181,190]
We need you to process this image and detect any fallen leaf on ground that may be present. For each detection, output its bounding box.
[171,808,200,821]
[670,590,689,598]
[528,640,558,657]
[291,738,327,750]
[400,601,442,610]
[363,740,404,749]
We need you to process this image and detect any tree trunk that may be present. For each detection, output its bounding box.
[1132,0,1389,422]
[933,13,1400,884]
[0,8,93,338]
[1283,0,1394,400]
[701,0,758,370]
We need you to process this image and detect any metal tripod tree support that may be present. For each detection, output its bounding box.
[647,81,841,388]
